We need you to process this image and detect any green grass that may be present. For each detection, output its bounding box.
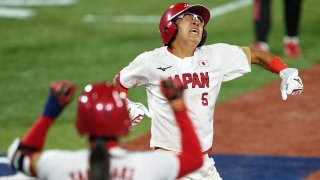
[1,0,319,152]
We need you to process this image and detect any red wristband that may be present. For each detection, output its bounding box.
[268,57,288,74]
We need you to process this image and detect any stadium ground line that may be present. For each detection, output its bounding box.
[83,0,252,23]
[0,0,76,6]
[0,7,34,19]
[0,0,76,19]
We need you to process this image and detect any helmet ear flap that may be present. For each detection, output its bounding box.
[198,29,207,47]
[165,22,179,46]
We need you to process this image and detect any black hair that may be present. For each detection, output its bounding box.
[89,138,110,180]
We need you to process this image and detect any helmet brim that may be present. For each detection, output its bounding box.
[183,4,211,26]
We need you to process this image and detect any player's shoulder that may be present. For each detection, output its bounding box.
[147,46,168,56]
[43,149,88,155]
[201,43,235,50]
[37,149,89,170]
[39,149,88,162]
[135,46,167,59]
[200,43,245,55]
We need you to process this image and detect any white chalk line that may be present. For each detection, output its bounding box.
[0,7,34,19]
[0,0,252,21]
[83,0,252,23]
[0,0,76,19]
[0,0,76,6]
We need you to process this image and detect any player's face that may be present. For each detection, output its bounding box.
[174,12,204,46]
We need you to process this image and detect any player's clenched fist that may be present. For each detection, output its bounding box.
[50,81,77,107]
[160,79,184,101]
[279,68,303,100]
[160,79,186,112]
[43,81,76,120]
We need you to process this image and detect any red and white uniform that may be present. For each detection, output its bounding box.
[119,43,251,152]
[36,147,179,180]
[119,43,250,179]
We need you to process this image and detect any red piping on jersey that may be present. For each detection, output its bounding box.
[202,147,212,154]
[116,72,128,97]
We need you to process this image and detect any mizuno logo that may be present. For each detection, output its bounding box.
[157,66,172,71]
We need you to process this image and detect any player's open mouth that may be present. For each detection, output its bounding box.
[189,28,199,35]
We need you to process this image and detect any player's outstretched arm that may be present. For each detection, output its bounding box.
[250,49,303,100]
[160,78,203,179]
[7,81,76,177]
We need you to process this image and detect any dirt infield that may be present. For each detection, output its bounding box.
[121,65,320,158]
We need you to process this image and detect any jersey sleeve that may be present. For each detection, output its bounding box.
[119,52,150,88]
[214,43,251,81]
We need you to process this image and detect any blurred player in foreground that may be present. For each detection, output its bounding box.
[7,79,203,180]
[113,2,304,179]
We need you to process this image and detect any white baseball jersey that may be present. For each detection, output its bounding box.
[36,147,179,180]
[119,43,251,152]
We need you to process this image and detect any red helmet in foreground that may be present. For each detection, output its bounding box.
[76,82,130,137]
[159,2,211,46]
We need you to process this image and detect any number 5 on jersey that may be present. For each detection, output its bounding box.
[202,92,208,106]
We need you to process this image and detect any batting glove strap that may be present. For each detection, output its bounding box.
[279,68,303,100]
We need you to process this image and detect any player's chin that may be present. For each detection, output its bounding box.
[189,37,201,45]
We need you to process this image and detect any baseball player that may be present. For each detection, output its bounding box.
[7,79,203,180]
[113,2,304,179]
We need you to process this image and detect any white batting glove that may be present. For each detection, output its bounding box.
[125,99,151,126]
[279,68,303,100]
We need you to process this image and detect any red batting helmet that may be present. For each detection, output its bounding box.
[76,82,130,137]
[159,2,211,46]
